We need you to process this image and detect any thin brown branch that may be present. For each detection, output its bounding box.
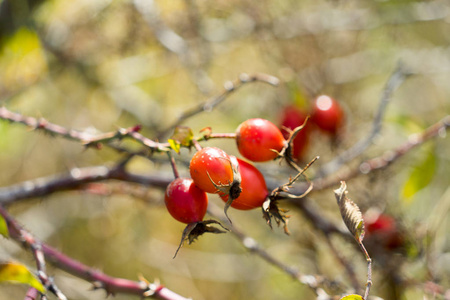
[317,63,410,177]
[24,288,40,300]
[0,206,189,300]
[159,72,279,137]
[0,107,170,152]
[315,115,449,191]
[0,165,172,205]
[206,202,337,299]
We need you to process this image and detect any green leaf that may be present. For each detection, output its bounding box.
[401,144,436,201]
[0,262,45,293]
[0,214,9,238]
[340,295,364,300]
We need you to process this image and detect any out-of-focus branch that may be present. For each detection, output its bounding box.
[159,72,280,137]
[0,107,170,152]
[279,115,449,196]
[0,164,172,206]
[206,202,338,300]
[315,115,449,191]
[0,206,190,300]
[24,288,40,300]
[317,63,410,177]
[132,0,215,95]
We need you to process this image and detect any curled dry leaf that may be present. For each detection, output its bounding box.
[334,181,365,243]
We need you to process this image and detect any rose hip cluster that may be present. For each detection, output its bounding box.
[165,118,287,224]
[164,117,294,255]
[279,94,344,161]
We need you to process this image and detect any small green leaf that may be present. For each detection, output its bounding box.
[340,294,364,300]
[0,262,45,293]
[168,139,181,153]
[401,144,436,201]
[0,214,9,238]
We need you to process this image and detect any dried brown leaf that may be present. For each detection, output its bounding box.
[334,181,365,243]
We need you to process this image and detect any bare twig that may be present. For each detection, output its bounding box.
[159,73,279,137]
[0,107,170,152]
[0,165,173,206]
[315,115,450,191]
[0,206,189,300]
[317,63,410,178]
[278,115,449,196]
[206,202,337,299]
[359,242,372,300]
[24,288,40,300]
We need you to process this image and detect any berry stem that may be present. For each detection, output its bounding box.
[167,152,180,179]
[192,139,203,151]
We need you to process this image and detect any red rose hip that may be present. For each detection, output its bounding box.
[165,178,208,224]
[236,118,286,162]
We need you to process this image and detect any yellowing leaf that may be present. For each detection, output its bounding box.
[168,139,181,153]
[0,215,8,237]
[340,294,364,300]
[402,144,436,201]
[0,262,45,293]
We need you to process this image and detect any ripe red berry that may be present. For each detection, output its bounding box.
[364,213,404,250]
[236,118,286,162]
[190,147,241,199]
[220,159,268,210]
[311,95,344,135]
[165,178,208,224]
[279,105,311,160]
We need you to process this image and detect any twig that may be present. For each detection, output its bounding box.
[278,115,449,196]
[24,288,39,300]
[0,206,189,300]
[315,115,450,191]
[159,73,279,137]
[132,0,215,95]
[324,235,360,292]
[206,202,336,299]
[0,107,170,152]
[0,165,173,205]
[317,63,410,177]
[359,242,372,300]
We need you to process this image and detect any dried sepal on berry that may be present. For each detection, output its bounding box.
[280,116,311,164]
[262,199,290,235]
[173,220,229,258]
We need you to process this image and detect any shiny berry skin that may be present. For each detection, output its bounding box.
[311,95,344,135]
[279,105,311,160]
[165,178,208,224]
[220,159,268,210]
[236,118,286,162]
[190,147,241,198]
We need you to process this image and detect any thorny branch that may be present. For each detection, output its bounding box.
[0,164,172,206]
[0,107,170,153]
[0,206,190,300]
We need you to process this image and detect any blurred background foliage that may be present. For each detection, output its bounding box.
[0,0,449,299]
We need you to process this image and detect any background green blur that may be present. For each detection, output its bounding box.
[0,0,449,299]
